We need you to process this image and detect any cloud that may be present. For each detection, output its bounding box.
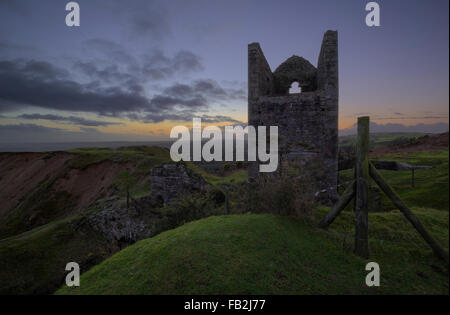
[123,79,246,123]
[0,59,153,115]
[162,79,246,102]
[0,41,39,56]
[0,58,207,116]
[17,113,123,127]
[0,52,243,124]
[141,50,203,80]
[0,123,165,144]
[123,1,171,41]
[197,115,243,124]
[127,111,242,124]
[82,39,139,71]
[340,122,449,136]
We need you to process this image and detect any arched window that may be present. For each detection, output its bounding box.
[289,81,302,94]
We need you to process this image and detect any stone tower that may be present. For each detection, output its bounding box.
[248,30,339,203]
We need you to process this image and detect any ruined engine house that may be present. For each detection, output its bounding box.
[248,30,339,203]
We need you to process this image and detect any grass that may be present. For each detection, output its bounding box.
[339,132,428,148]
[185,162,248,186]
[0,214,114,294]
[56,212,448,295]
[339,150,449,211]
[68,146,171,170]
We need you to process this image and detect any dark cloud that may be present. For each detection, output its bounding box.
[78,40,203,84]
[82,39,139,71]
[17,113,123,127]
[163,79,246,101]
[141,50,203,80]
[128,111,242,124]
[0,59,152,115]
[0,52,243,125]
[0,58,206,115]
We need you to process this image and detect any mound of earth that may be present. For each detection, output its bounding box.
[56,213,448,295]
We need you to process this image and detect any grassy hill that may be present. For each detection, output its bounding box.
[339,150,449,211]
[1,136,448,295]
[0,214,114,294]
[56,211,448,295]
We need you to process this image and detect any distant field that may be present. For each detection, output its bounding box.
[339,132,429,148]
[339,150,449,211]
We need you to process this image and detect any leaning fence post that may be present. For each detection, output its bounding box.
[369,163,449,265]
[354,116,370,258]
[318,180,355,228]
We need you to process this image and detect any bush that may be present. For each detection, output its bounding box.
[162,188,226,229]
[248,161,314,220]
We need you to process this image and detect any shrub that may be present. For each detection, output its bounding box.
[248,160,314,220]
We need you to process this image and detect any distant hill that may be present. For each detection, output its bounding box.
[371,132,449,155]
[339,122,449,136]
[339,132,430,149]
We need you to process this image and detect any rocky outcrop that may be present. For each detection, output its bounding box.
[87,195,166,246]
[87,163,212,245]
[150,163,209,205]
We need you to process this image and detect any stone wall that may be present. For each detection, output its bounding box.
[248,30,339,204]
[150,163,209,205]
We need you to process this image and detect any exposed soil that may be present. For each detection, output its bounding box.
[0,152,74,216]
[52,160,134,214]
[0,151,136,238]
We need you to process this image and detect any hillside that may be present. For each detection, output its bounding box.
[56,212,448,295]
[0,146,171,238]
[371,132,449,155]
[0,132,448,295]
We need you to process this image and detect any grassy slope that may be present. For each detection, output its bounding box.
[0,214,115,294]
[56,211,448,295]
[375,150,448,211]
[340,150,448,211]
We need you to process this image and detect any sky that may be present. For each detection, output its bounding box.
[0,0,448,144]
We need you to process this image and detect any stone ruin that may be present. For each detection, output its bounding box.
[150,163,209,205]
[248,30,339,203]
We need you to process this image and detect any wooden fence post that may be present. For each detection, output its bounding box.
[354,116,370,258]
[318,180,355,228]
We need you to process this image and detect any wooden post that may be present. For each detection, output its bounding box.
[411,168,415,188]
[369,163,449,265]
[318,180,355,228]
[354,116,370,258]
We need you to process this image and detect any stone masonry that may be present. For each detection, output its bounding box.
[150,163,209,205]
[248,30,339,203]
